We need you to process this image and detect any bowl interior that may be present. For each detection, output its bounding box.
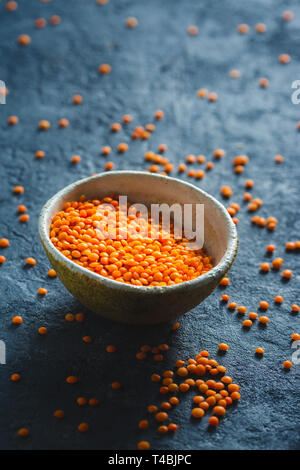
[42,171,236,271]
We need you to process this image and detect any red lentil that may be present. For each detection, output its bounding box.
[275,154,284,163]
[83,336,92,343]
[283,361,292,370]
[229,69,241,78]
[78,422,89,432]
[13,185,24,194]
[89,398,99,406]
[256,23,267,33]
[111,381,121,389]
[54,410,64,419]
[259,315,270,324]
[98,64,111,74]
[197,88,208,98]
[0,238,10,248]
[192,407,205,418]
[219,277,230,286]
[218,343,229,352]
[208,92,218,102]
[168,423,178,432]
[221,186,233,198]
[255,347,264,355]
[237,305,247,314]
[6,1,18,11]
[282,269,292,279]
[137,441,150,450]
[237,24,250,34]
[19,214,30,223]
[260,262,270,272]
[208,416,219,426]
[228,302,237,310]
[154,110,164,120]
[18,34,31,45]
[50,196,213,286]
[249,312,258,320]
[38,287,47,295]
[66,376,78,384]
[278,54,291,64]
[213,149,225,159]
[105,161,115,171]
[8,115,19,125]
[18,428,30,437]
[187,25,198,36]
[50,15,61,25]
[291,333,300,341]
[36,150,45,159]
[11,373,21,382]
[39,120,50,130]
[38,327,47,335]
[126,17,138,28]
[73,94,83,104]
[272,258,283,269]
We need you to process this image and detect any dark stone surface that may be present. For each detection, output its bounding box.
[0,0,299,450]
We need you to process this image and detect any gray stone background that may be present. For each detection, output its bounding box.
[0,0,299,450]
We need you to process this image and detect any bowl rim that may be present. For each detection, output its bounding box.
[38,171,238,294]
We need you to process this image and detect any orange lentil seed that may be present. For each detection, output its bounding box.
[0,238,10,248]
[237,24,250,34]
[218,343,229,352]
[11,373,21,382]
[291,333,300,341]
[208,416,219,426]
[78,422,89,432]
[111,381,121,389]
[38,287,47,296]
[18,428,30,437]
[66,376,78,384]
[259,316,270,324]
[38,327,47,335]
[98,64,111,74]
[77,397,87,406]
[255,347,264,355]
[282,269,292,279]
[18,34,31,46]
[278,54,291,64]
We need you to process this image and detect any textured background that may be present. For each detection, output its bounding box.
[0,0,299,450]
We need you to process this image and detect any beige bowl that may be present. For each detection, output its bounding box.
[38,171,238,324]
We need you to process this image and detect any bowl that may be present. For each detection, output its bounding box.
[38,171,238,324]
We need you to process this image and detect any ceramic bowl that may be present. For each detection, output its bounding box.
[39,171,238,324]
